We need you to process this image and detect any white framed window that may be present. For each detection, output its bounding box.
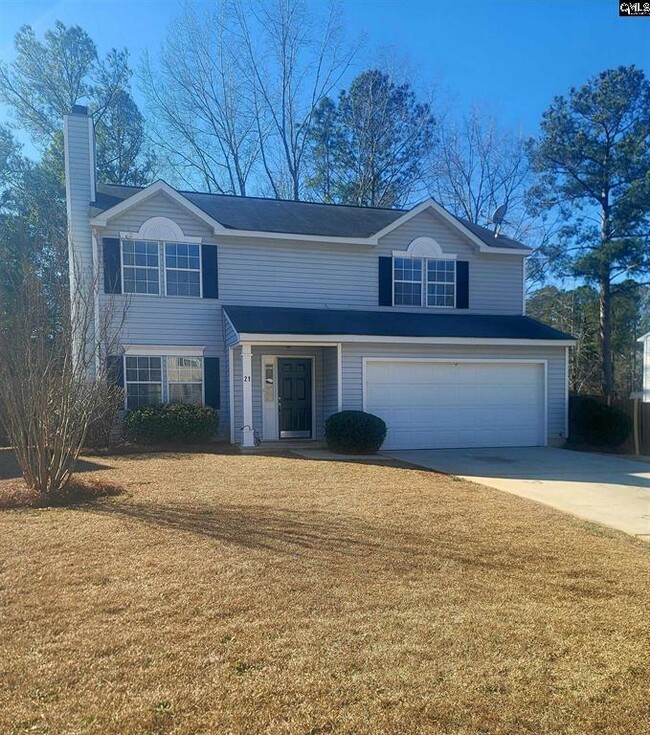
[164,243,202,297]
[393,256,456,308]
[120,240,202,298]
[426,259,456,307]
[124,354,205,409]
[393,257,423,306]
[122,240,160,295]
[167,356,204,404]
[125,356,163,409]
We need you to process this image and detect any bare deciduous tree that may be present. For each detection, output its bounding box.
[429,107,532,237]
[428,107,561,291]
[140,2,258,194]
[0,262,126,501]
[144,0,358,199]
[232,0,358,199]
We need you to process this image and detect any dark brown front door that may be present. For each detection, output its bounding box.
[278,358,312,438]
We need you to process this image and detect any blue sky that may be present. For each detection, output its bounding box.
[0,0,648,140]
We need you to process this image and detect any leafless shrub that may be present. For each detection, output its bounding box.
[0,261,126,501]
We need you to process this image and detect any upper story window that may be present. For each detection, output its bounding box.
[121,240,202,297]
[165,244,201,297]
[394,257,423,306]
[122,241,160,295]
[393,256,456,308]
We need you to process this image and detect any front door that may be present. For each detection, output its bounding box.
[278,358,312,438]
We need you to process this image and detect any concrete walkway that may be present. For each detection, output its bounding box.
[386,447,650,540]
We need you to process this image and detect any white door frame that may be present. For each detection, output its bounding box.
[362,357,548,447]
[261,354,316,441]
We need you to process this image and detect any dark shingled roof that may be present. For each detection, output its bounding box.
[223,305,574,341]
[93,183,530,250]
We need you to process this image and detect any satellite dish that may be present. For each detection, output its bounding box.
[491,203,508,237]
[492,204,507,225]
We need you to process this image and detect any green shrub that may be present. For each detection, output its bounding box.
[124,403,218,445]
[325,410,387,454]
[568,395,632,449]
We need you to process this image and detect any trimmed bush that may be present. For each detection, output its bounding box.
[568,395,632,449]
[325,410,387,454]
[124,403,218,445]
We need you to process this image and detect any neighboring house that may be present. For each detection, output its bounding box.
[637,334,650,401]
[64,106,574,450]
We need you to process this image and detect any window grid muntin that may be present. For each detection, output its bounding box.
[426,259,456,308]
[125,356,163,410]
[393,256,456,308]
[120,240,203,298]
[393,257,423,307]
[167,356,204,405]
[164,243,202,297]
[122,240,160,295]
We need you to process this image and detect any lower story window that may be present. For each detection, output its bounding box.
[167,356,203,404]
[125,356,163,409]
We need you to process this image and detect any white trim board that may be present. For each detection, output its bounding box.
[234,333,575,347]
[229,347,235,444]
[122,344,206,356]
[373,199,531,255]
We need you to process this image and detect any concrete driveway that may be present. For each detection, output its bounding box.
[386,447,650,539]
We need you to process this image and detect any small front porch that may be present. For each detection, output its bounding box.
[228,341,342,448]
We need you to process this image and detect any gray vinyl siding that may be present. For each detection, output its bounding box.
[322,347,339,424]
[103,192,215,239]
[80,184,540,449]
[95,200,525,393]
[224,313,239,348]
[374,210,524,314]
[215,209,524,314]
[341,343,568,441]
[98,193,229,437]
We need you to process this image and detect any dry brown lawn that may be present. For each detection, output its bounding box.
[0,448,649,735]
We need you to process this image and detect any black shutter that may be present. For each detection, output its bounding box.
[201,245,219,299]
[378,256,393,306]
[106,355,124,389]
[456,260,469,309]
[204,357,220,409]
[103,238,121,294]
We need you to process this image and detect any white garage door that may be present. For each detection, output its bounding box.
[365,360,546,450]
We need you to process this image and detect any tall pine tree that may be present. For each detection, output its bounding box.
[529,66,650,396]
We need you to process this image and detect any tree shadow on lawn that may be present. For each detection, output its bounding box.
[0,448,112,481]
[84,500,384,558]
[80,499,583,592]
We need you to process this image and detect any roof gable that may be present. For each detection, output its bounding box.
[374,199,530,254]
[90,180,225,233]
[91,184,530,253]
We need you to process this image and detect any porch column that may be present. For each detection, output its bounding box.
[241,343,255,447]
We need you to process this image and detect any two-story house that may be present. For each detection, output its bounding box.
[64,106,573,450]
